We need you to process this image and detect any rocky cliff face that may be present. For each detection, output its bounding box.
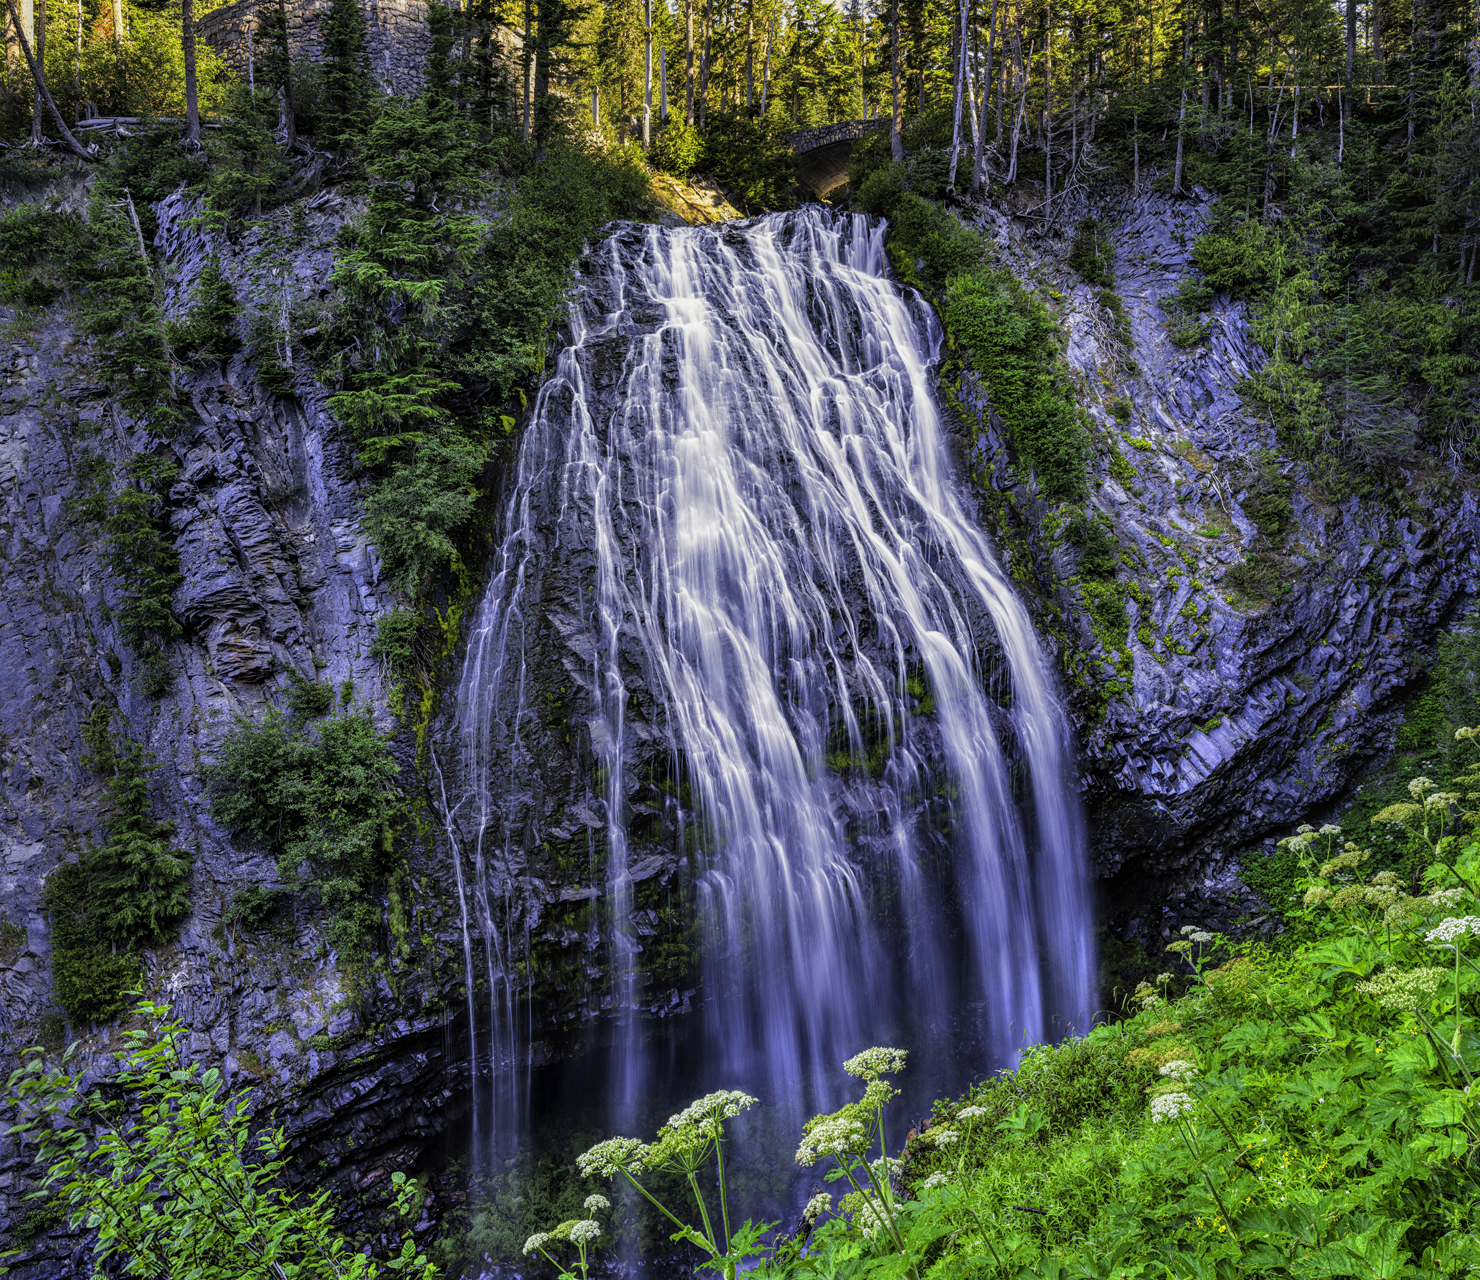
[0,165,1473,1270]
[958,183,1478,926]
[0,176,472,1272]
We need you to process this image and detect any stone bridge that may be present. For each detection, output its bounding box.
[784,118,888,199]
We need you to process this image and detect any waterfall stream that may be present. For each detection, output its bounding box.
[449,207,1094,1154]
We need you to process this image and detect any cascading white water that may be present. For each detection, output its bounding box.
[451,207,1094,1143]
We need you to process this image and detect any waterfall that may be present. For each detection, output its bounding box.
[453,207,1094,1142]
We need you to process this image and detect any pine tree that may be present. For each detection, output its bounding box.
[320,0,373,156]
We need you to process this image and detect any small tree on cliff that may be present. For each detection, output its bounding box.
[6,1002,434,1279]
[256,0,296,144]
[320,0,374,157]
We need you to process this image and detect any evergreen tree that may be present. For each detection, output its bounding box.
[103,452,184,698]
[319,0,373,156]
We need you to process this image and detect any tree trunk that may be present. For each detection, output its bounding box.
[1043,4,1052,231]
[277,0,295,144]
[1344,0,1356,106]
[111,0,121,45]
[660,43,667,120]
[685,0,693,125]
[745,2,753,108]
[31,0,42,145]
[699,0,710,129]
[521,0,532,140]
[643,0,651,147]
[1173,14,1189,193]
[182,0,201,146]
[760,10,773,112]
[947,0,967,189]
[971,0,998,190]
[889,0,903,160]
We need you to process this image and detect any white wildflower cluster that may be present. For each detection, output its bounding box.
[927,1127,961,1147]
[583,1194,610,1214]
[851,1193,890,1240]
[802,1192,833,1224]
[920,1171,953,1190]
[871,1156,904,1180]
[1319,824,1342,836]
[956,1105,989,1120]
[843,1047,908,1081]
[577,1136,649,1178]
[1150,1092,1195,1124]
[568,1220,601,1246]
[1297,824,1315,834]
[1158,1060,1199,1082]
[1429,888,1470,909]
[796,1115,869,1165]
[1180,924,1199,936]
[1425,791,1461,812]
[665,1090,759,1131]
[523,1233,550,1256]
[1426,916,1480,943]
[1132,981,1163,1009]
[1189,931,1214,945]
[1457,727,1480,742]
[1355,967,1446,1011]
[1410,777,1437,800]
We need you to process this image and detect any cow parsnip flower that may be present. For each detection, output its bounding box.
[843,1047,908,1081]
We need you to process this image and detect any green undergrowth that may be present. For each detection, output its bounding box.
[1241,610,1480,922]
[44,720,192,1023]
[202,693,400,954]
[744,816,1479,1277]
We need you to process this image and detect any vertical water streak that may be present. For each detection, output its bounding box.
[454,207,1095,1138]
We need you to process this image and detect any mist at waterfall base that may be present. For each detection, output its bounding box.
[441,207,1095,1263]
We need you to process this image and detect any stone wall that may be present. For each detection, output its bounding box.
[195,0,520,99]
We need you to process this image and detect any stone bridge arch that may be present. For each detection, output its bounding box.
[785,119,887,199]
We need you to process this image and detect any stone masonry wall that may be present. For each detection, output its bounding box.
[196,0,520,100]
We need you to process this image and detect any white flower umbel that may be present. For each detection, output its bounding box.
[802,1192,833,1223]
[852,1193,889,1240]
[1158,1060,1199,1081]
[843,1047,908,1081]
[1426,917,1480,943]
[870,1155,904,1179]
[665,1090,759,1131]
[920,1172,952,1190]
[1318,824,1342,836]
[523,1233,550,1256]
[796,1115,869,1165]
[1189,931,1214,944]
[956,1105,989,1120]
[1179,925,1198,935]
[583,1194,609,1214]
[577,1137,649,1178]
[1150,1092,1195,1124]
[569,1220,601,1246]
[1409,776,1437,800]
[1429,888,1470,909]
[927,1127,961,1147]
[1355,967,1445,1010]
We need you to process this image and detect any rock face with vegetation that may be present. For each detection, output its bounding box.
[959,186,1480,906]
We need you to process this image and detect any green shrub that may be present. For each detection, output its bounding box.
[8,1002,434,1279]
[943,271,1089,499]
[283,667,335,718]
[1191,214,1270,297]
[168,254,240,366]
[204,705,400,952]
[223,883,287,931]
[1062,512,1119,578]
[103,452,183,698]
[1068,217,1114,288]
[699,111,797,214]
[370,609,425,677]
[1240,449,1294,538]
[650,118,702,177]
[43,738,191,1024]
